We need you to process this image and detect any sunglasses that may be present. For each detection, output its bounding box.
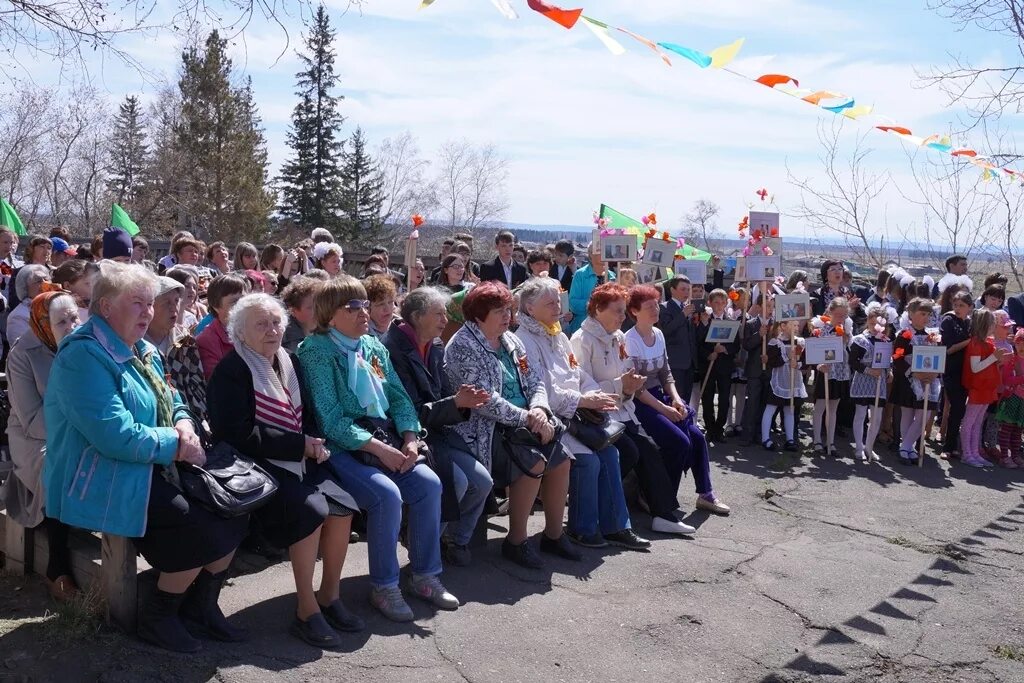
[342,299,371,311]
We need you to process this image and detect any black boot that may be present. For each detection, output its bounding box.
[138,589,202,653]
[180,570,248,642]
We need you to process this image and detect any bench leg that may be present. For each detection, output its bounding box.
[102,535,137,632]
[3,517,32,575]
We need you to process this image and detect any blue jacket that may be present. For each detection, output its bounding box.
[566,264,615,336]
[43,316,188,538]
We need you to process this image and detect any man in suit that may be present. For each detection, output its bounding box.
[479,230,527,290]
[659,275,699,405]
[551,239,575,292]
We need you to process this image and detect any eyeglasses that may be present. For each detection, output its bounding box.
[342,299,371,311]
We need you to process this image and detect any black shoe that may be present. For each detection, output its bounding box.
[540,532,584,560]
[502,537,544,568]
[138,589,202,653]
[827,445,839,458]
[180,570,248,643]
[603,529,652,551]
[563,530,607,549]
[318,598,365,632]
[444,541,472,567]
[290,613,342,648]
[762,439,777,451]
[784,440,799,452]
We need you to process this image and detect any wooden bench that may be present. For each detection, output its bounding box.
[0,511,144,631]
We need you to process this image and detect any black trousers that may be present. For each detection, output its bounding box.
[616,421,679,519]
[943,380,968,453]
[743,374,766,441]
[701,371,732,434]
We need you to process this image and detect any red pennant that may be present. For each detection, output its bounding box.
[877,125,913,136]
[756,74,799,88]
[526,0,583,29]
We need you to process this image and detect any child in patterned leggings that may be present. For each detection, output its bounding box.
[995,329,1024,468]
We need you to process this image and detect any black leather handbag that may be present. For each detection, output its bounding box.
[355,416,431,469]
[174,416,279,518]
[567,408,626,452]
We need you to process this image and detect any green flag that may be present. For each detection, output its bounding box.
[598,203,714,263]
[111,203,141,236]
[0,198,27,236]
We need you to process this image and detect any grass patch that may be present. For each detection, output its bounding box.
[993,644,1024,662]
[41,584,106,643]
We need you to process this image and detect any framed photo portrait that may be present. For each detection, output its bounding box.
[911,346,947,374]
[602,235,636,263]
[642,240,675,268]
[746,255,782,282]
[674,259,707,286]
[635,264,658,284]
[706,319,741,344]
[776,293,811,322]
[871,342,893,370]
[805,336,844,365]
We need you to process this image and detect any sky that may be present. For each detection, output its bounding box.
[14,0,1024,242]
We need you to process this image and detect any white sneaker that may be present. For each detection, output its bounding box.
[651,516,697,536]
[854,449,866,462]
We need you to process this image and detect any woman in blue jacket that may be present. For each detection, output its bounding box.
[43,263,247,654]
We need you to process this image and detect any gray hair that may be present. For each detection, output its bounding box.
[15,264,50,301]
[226,293,289,347]
[517,277,561,313]
[400,287,450,327]
[89,262,159,317]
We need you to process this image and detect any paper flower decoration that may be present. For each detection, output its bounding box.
[412,213,425,227]
[769,226,780,238]
[738,216,749,232]
[928,332,942,344]
[728,290,740,302]
[568,352,579,369]
[370,356,386,379]
[677,237,686,249]
[873,323,886,336]
[893,348,906,360]
[763,246,773,256]
[834,326,845,336]
[645,228,656,239]
[812,328,822,337]
[619,343,628,360]
[752,229,764,241]
[901,330,913,340]
[820,315,832,324]
[642,215,650,226]
[518,354,529,374]
[756,188,769,202]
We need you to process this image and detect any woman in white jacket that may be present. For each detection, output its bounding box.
[571,283,697,536]
[514,278,650,551]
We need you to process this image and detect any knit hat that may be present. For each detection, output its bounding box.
[102,227,133,260]
[50,237,70,253]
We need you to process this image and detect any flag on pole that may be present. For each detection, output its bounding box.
[0,198,27,236]
[111,203,141,236]
[599,204,714,262]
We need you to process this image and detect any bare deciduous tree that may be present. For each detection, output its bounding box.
[434,139,509,234]
[787,120,903,269]
[375,131,433,228]
[680,199,721,254]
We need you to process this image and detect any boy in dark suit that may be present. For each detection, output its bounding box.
[659,275,698,403]
[479,230,527,289]
[696,289,741,442]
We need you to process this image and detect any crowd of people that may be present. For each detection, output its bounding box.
[0,223,1016,653]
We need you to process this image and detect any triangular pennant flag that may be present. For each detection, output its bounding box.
[581,16,625,55]
[709,38,744,69]
[877,125,912,135]
[657,42,712,68]
[756,74,799,88]
[0,198,27,237]
[616,27,672,66]
[801,90,844,105]
[821,97,856,113]
[526,0,582,29]
[111,203,141,236]
[491,0,518,19]
[841,104,874,120]
[418,0,436,9]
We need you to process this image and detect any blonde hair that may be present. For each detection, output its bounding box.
[314,274,366,333]
[89,262,158,317]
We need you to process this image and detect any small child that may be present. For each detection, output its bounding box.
[761,320,807,452]
[995,329,1024,468]
[809,297,853,457]
[891,297,943,465]
[697,288,740,442]
[742,293,774,445]
[726,287,749,437]
[961,309,1008,468]
[849,303,890,462]
[982,310,1015,461]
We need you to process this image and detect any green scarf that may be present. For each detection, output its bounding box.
[130,349,175,428]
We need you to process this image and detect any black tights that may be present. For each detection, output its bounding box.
[39,517,72,581]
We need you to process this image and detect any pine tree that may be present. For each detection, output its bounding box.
[175,30,273,241]
[106,95,148,206]
[339,126,385,243]
[278,4,345,232]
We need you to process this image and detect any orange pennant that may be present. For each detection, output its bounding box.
[756,74,799,88]
[526,0,582,29]
[801,90,844,105]
[877,126,913,135]
[951,149,978,158]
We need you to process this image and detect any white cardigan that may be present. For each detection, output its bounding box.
[570,316,638,425]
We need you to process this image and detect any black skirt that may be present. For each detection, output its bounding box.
[134,468,249,573]
[255,460,353,550]
[813,377,850,401]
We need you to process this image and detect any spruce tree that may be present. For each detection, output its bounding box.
[339,126,385,243]
[278,4,345,231]
[175,30,272,241]
[106,95,148,206]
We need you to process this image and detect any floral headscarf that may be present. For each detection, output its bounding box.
[29,290,71,352]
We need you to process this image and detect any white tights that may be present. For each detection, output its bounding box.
[853,404,883,455]
[762,405,796,442]
[728,384,746,428]
[899,407,925,455]
[812,399,839,446]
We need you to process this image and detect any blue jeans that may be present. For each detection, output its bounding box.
[445,447,493,546]
[325,451,442,589]
[567,445,631,536]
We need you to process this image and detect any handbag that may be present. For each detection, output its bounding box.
[173,414,279,518]
[491,417,565,489]
[355,416,431,469]
[567,407,626,452]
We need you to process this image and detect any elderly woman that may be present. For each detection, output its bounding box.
[364,274,398,338]
[297,276,458,622]
[444,281,579,568]
[281,276,324,352]
[383,288,492,566]
[43,263,247,653]
[312,242,344,277]
[1,292,81,600]
[514,278,649,551]
[197,273,249,380]
[7,264,53,346]
[571,284,696,536]
[624,285,730,516]
[208,293,362,647]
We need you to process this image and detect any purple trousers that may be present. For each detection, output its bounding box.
[633,386,714,496]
